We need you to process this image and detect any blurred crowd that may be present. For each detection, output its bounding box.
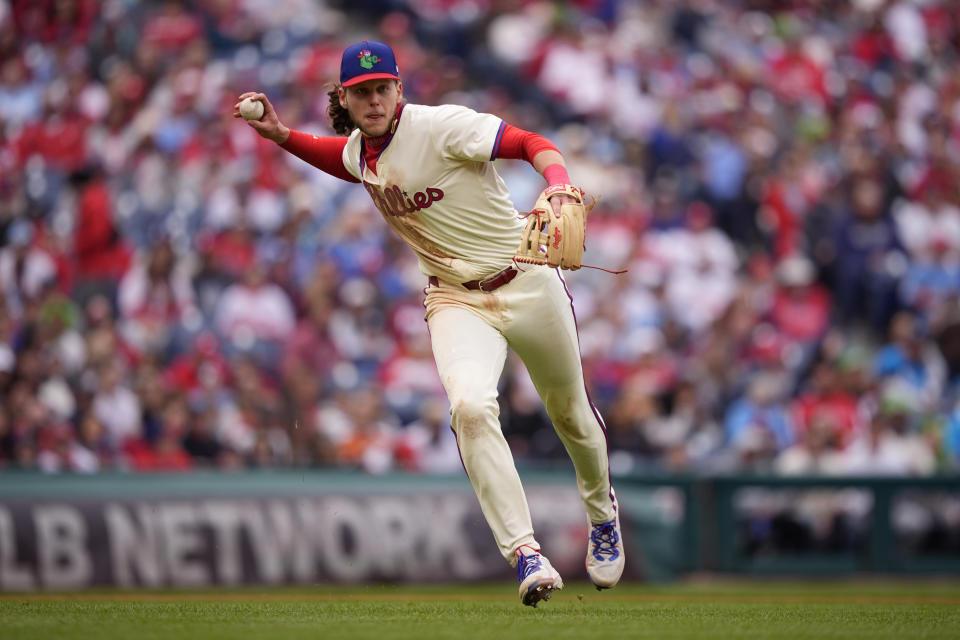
[1,0,959,477]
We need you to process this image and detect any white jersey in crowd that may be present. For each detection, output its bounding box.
[342,103,524,284]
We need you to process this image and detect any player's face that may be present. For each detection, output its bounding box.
[339,79,403,138]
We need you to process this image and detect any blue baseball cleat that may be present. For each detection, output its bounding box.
[586,511,625,590]
[515,545,564,607]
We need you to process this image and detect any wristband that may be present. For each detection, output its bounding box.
[543,164,570,187]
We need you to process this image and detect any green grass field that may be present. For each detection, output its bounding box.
[3,580,959,640]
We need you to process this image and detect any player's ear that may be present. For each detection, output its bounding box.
[338,86,347,109]
[396,80,403,99]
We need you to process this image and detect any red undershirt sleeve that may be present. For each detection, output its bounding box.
[491,123,569,185]
[492,123,558,163]
[280,130,360,183]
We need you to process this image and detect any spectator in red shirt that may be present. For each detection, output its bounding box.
[163,331,230,397]
[770,254,831,345]
[16,87,89,173]
[194,220,258,295]
[791,359,863,449]
[142,0,203,54]
[850,14,897,70]
[124,395,193,472]
[71,167,133,306]
[768,37,828,107]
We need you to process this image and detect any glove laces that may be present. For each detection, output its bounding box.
[511,256,627,275]
[590,520,620,561]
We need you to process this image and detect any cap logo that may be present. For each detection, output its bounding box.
[358,49,381,70]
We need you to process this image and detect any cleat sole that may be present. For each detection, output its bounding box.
[522,581,556,607]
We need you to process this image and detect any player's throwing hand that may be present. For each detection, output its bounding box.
[233,92,290,145]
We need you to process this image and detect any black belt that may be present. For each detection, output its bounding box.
[428,266,518,292]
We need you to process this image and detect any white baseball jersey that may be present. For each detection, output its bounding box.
[341,104,524,284]
[337,102,617,574]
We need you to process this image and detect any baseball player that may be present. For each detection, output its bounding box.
[233,40,624,606]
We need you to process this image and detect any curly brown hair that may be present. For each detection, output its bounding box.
[327,84,356,136]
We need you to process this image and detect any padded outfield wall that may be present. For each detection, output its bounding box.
[0,471,957,591]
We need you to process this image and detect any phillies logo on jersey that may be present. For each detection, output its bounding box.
[364,183,445,217]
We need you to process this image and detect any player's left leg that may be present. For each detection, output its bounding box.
[501,266,625,589]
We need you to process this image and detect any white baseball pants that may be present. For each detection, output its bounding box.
[424,264,616,565]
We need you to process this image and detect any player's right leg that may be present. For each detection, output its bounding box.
[427,307,540,557]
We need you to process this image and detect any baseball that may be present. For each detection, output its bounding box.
[239,97,264,121]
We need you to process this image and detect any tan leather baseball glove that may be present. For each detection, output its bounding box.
[515,184,590,270]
